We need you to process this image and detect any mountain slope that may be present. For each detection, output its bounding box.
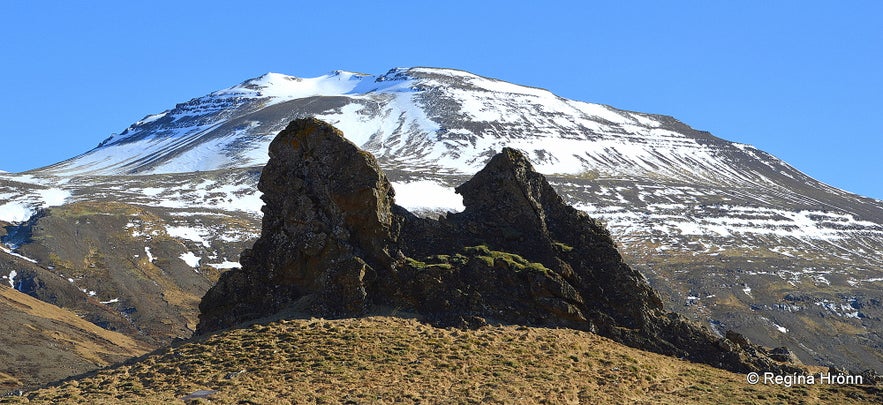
[0,67,881,375]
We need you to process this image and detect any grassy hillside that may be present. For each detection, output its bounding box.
[5,316,879,404]
[0,286,152,392]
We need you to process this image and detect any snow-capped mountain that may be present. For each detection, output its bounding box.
[41,68,821,186]
[2,67,882,375]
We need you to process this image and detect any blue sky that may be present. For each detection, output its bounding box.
[1,1,880,199]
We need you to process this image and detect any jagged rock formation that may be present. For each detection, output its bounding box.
[198,118,799,373]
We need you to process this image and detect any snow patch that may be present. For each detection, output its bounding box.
[4,270,17,288]
[37,188,71,206]
[390,181,464,212]
[137,112,168,125]
[815,300,861,318]
[0,187,69,223]
[207,261,240,269]
[0,244,38,263]
[179,251,201,268]
[166,226,211,247]
[141,187,164,197]
[0,201,34,223]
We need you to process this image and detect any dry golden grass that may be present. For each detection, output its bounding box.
[0,374,21,392]
[0,287,147,354]
[5,316,880,404]
[0,286,152,392]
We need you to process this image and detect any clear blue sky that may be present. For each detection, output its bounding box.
[1,1,880,199]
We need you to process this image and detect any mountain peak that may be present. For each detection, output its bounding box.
[215,71,374,101]
[242,72,302,87]
[455,147,542,215]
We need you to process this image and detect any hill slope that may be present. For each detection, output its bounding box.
[6,316,880,404]
[0,285,151,392]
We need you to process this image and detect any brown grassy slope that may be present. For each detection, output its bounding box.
[0,285,153,392]
[7,316,880,404]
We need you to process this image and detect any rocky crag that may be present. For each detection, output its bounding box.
[197,118,799,373]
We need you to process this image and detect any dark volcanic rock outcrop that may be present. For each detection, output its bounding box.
[198,118,799,373]
[196,118,396,325]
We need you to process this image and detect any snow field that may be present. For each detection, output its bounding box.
[390,180,464,212]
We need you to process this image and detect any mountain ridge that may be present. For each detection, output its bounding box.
[20,69,807,180]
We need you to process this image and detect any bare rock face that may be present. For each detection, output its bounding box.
[198,118,800,374]
[197,118,396,331]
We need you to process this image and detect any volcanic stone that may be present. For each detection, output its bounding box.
[197,118,801,374]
